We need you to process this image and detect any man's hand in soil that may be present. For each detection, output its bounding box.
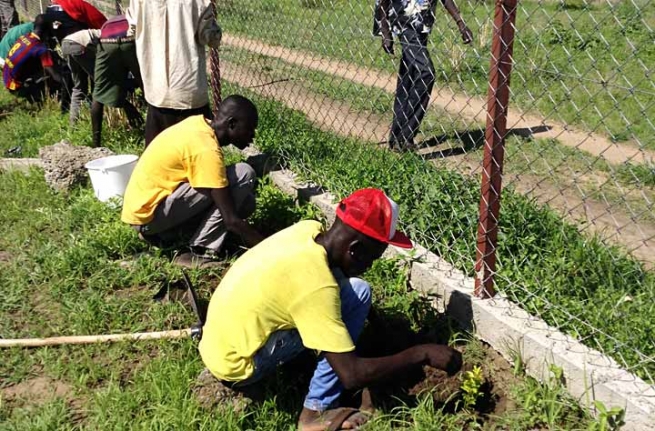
[459,23,473,45]
[422,344,462,375]
[324,344,462,390]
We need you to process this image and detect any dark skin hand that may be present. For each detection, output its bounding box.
[43,66,62,83]
[325,344,462,390]
[379,0,473,55]
[314,220,463,391]
[210,187,264,248]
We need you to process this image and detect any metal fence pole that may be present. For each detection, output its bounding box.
[209,0,222,117]
[474,0,518,298]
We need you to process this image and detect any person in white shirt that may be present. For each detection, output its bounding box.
[127,0,222,146]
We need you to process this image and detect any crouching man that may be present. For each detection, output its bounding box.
[121,94,264,268]
[199,188,462,430]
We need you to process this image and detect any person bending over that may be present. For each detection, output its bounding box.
[199,188,462,430]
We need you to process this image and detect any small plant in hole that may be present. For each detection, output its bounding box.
[588,401,625,431]
[460,365,484,410]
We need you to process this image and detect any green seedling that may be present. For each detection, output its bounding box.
[589,401,625,431]
[461,365,484,410]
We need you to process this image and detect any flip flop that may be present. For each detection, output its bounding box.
[299,407,371,431]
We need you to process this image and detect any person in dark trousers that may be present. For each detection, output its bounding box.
[60,28,99,125]
[376,0,472,151]
[127,0,222,146]
[198,188,463,430]
[0,0,19,40]
[90,17,143,147]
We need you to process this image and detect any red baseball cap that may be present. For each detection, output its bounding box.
[336,188,413,249]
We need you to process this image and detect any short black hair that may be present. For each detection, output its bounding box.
[217,95,258,124]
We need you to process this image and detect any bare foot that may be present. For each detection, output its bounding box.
[298,407,371,431]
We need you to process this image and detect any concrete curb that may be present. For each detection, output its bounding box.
[0,158,43,172]
[268,168,655,430]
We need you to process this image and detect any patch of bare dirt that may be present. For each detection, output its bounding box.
[2,376,72,405]
[223,34,655,166]
[0,250,11,264]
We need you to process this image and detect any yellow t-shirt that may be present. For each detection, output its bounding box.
[199,220,355,381]
[121,115,229,225]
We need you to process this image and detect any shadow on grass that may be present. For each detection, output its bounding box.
[418,125,552,159]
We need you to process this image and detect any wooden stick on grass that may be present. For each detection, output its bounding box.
[0,329,192,348]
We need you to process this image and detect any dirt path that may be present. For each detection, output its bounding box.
[223,34,655,166]
[223,60,655,265]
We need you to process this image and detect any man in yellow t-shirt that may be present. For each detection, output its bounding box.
[199,189,463,431]
[121,95,264,267]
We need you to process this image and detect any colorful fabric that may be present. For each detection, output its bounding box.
[199,220,355,382]
[99,14,129,39]
[374,0,437,35]
[53,0,107,29]
[3,32,53,90]
[0,22,32,59]
[121,115,229,225]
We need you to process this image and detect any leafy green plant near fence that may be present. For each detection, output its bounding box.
[246,91,655,382]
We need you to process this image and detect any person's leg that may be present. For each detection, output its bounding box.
[188,162,257,254]
[145,104,211,147]
[90,100,104,147]
[389,30,415,148]
[402,31,435,145]
[144,104,164,146]
[302,274,372,413]
[0,0,18,38]
[233,329,306,388]
[139,183,215,244]
[67,58,89,125]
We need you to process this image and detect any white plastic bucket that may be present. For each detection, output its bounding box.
[85,155,139,202]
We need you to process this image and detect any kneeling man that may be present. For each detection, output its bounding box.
[121,95,264,267]
[199,188,462,430]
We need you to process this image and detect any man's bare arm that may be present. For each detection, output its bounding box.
[325,344,462,390]
[441,0,473,44]
[210,187,263,247]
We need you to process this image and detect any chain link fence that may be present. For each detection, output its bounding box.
[15,0,655,407]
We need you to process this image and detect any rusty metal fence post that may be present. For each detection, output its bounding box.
[474,0,518,298]
[208,0,222,117]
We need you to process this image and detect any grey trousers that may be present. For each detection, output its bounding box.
[390,27,435,147]
[136,163,257,253]
[0,0,18,39]
[61,39,96,125]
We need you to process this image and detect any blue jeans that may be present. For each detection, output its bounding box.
[235,271,372,412]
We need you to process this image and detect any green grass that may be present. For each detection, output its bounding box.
[217,0,655,149]
[0,91,144,158]
[0,168,600,429]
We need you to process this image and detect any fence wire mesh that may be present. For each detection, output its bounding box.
[15,0,655,398]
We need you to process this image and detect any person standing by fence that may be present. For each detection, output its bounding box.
[375,0,472,151]
[127,0,222,147]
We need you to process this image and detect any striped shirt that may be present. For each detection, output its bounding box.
[2,32,53,90]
